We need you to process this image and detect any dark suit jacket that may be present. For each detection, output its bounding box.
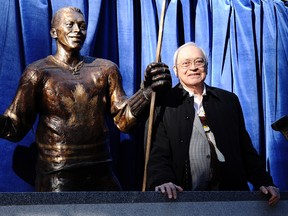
[147,83,274,191]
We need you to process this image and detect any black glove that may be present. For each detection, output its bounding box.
[142,62,172,93]
[0,115,8,136]
[128,62,171,118]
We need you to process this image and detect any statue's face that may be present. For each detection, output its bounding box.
[53,10,87,51]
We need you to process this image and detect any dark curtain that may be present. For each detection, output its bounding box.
[0,0,287,192]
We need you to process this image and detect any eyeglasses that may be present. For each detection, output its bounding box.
[177,58,206,69]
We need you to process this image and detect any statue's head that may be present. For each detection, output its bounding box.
[50,7,86,51]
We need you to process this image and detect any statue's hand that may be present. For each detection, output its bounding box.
[0,115,7,136]
[142,62,172,93]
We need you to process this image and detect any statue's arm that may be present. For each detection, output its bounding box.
[0,68,40,142]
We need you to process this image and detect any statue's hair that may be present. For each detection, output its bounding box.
[173,42,208,66]
[51,6,84,28]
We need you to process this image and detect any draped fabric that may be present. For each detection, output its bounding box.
[0,0,287,192]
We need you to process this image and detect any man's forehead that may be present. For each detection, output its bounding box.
[179,46,202,57]
[60,11,85,21]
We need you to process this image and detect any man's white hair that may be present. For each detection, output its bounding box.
[173,42,208,66]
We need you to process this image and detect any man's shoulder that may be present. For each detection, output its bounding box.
[18,57,52,83]
[206,85,238,98]
[205,85,241,107]
[83,57,120,77]
[24,55,62,73]
[84,56,118,68]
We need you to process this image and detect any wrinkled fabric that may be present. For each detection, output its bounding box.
[0,0,287,191]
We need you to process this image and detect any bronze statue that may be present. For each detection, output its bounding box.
[0,6,171,191]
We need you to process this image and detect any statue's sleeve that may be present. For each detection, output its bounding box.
[108,65,151,133]
[0,67,40,142]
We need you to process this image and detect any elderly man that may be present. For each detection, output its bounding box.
[146,42,280,206]
[0,6,171,191]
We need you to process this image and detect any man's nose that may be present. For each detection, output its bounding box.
[72,24,80,32]
[189,62,197,70]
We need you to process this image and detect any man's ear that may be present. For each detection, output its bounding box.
[173,65,178,77]
[50,28,57,39]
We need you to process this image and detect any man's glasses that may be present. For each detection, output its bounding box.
[177,57,206,69]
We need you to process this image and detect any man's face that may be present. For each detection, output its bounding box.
[53,10,87,51]
[173,45,207,89]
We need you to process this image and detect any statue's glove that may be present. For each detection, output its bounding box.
[0,115,8,136]
[142,62,172,94]
[129,62,172,118]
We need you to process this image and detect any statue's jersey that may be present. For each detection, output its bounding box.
[3,55,136,174]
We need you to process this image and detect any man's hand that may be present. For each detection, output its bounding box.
[155,182,183,199]
[143,62,172,93]
[259,186,280,206]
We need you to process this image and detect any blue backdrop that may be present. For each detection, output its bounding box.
[0,0,287,192]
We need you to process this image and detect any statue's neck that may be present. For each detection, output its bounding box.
[54,46,82,67]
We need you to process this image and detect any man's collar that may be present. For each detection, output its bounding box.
[176,83,220,100]
[182,85,207,97]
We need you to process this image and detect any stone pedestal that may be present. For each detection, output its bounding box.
[0,191,287,215]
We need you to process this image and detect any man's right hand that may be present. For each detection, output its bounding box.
[155,182,183,199]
